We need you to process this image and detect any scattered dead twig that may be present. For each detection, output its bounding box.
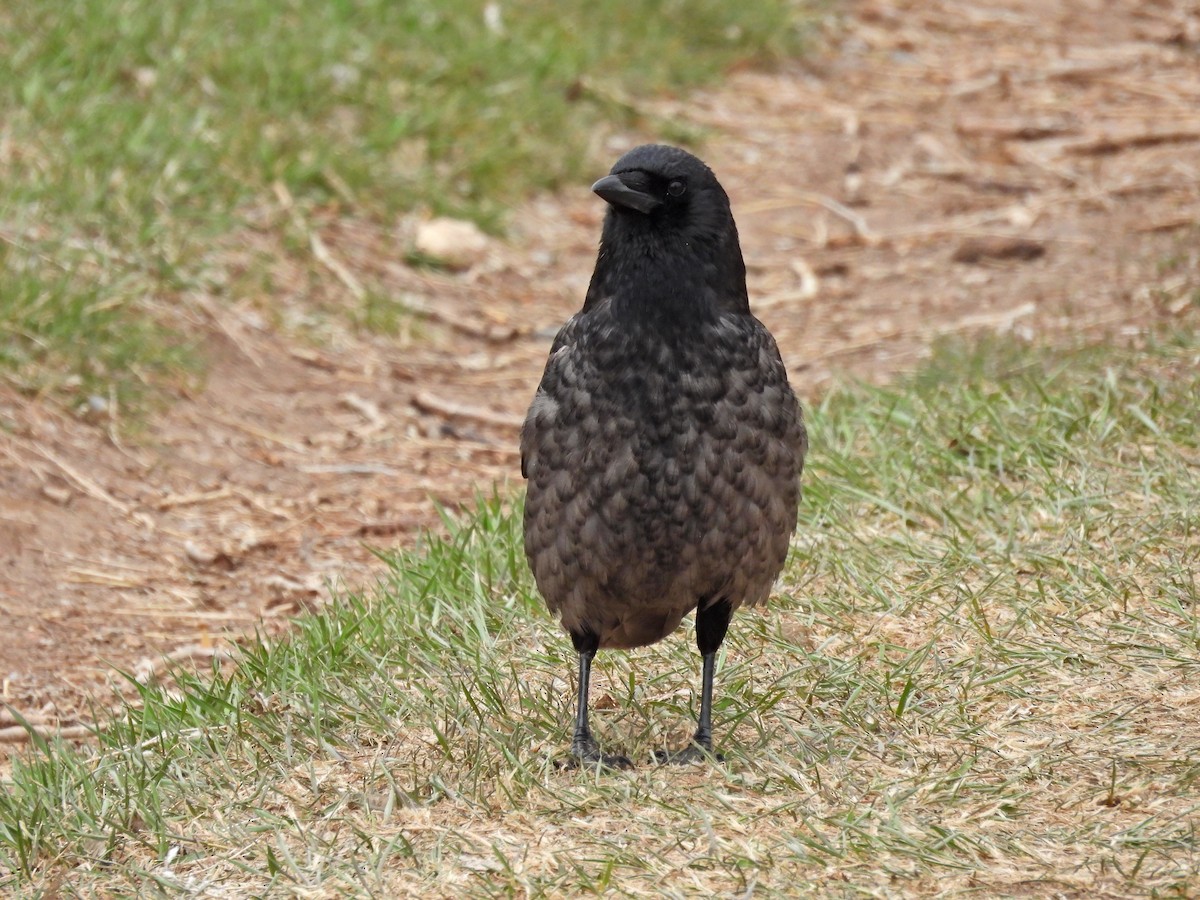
[184,540,238,569]
[299,463,403,476]
[412,391,525,430]
[98,607,257,621]
[134,644,236,684]
[914,168,1040,195]
[742,192,875,243]
[156,486,237,510]
[815,302,1038,363]
[341,393,387,434]
[202,410,308,453]
[5,435,133,514]
[1061,125,1200,156]
[948,73,1001,98]
[955,116,1080,141]
[65,567,147,588]
[952,236,1047,264]
[355,517,426,537]
[756,289,817,312]
[0,508,38,527]
[310,229,367,300]
[1043,59,1135,83]
[571,75,663,122]
[230,487,297,520]
[404,433,522,459]
[289,347,339,371]
[1136,215,1197,234]
[0,707,53,728]
[935,302,1038,335]
[0,723,99,744]
[381,284,524,342]
[1005,144,1082,185]
[274,180,367,302]
[190,293,266,369]
[876,210,1038,244]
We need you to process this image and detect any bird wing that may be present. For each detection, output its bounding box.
[520,313,586,480]
[754,317,809,478]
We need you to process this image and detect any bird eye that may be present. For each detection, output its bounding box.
[667,180,686,197]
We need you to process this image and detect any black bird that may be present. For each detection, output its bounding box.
[521,144,806,767]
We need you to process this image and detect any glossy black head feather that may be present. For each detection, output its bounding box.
[585,144,749,320]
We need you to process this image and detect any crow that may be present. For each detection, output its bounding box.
[521,144,806,767]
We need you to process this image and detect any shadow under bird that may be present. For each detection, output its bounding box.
[521,144,807,767]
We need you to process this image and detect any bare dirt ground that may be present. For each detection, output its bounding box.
[2,0,1198,750]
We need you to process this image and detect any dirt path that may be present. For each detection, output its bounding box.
[2,0,1197,748]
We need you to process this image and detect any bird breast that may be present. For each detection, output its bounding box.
[522,308,804,649]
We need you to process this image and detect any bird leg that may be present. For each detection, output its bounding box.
[560,633,632,770]
[657,599,732,764]
[692,650,718,751]
[570,648,599,755]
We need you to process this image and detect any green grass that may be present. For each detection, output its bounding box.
[0,243,195,408]
[0,0,813,409]
[3,328,1198,896]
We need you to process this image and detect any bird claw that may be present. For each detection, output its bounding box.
[653,744,724,765]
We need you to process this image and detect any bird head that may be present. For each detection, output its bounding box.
[593,144,733,243]
[586,144,749,319]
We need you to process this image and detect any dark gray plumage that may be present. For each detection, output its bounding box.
[521,144,807,767]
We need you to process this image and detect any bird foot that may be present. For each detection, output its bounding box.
[653,744,724,765]
[557,740,634,771]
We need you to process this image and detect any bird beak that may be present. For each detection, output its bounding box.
[591,174,662,215]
